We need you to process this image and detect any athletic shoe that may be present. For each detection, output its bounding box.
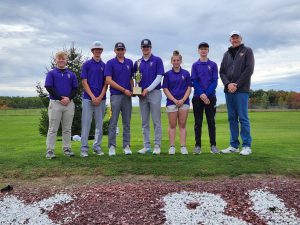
[64,149,75,157]
[210,145,220,154]
[193,146,202,154]
[138,147,151,154]
[80,151,89,157]
[220,146,239,154]
[93,149,104,156]
[153,144,161,155]
[168,146,176,155]
[124,145,132,155]
[240,146,252,156]
[180,146,188,155]
[109,145,116,156]
[46,150,56,159]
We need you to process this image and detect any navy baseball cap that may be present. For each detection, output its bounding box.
[198,42,209,49]
[141,39,152,47]
[115,42,126,49]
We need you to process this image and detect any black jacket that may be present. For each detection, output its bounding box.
[220,44,254,93]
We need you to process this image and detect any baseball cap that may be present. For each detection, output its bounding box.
[115,42,126,49]
[91,41,103,50]
[198,42,209,49]
[141,39,152,47]
[230,30,241,37]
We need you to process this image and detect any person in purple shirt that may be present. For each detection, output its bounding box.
[80,41,108,157]
[44,51,78,159]
[134,39,165,155]
[191,42,219,155]
[163,50,191,155]
[105,42,134,156]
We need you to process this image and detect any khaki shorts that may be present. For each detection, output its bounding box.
[166,104,190,113]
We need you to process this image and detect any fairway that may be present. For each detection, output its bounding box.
[0,108,299,180]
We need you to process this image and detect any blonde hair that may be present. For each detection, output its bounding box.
[171,50,182,61]
[55,51,68,59]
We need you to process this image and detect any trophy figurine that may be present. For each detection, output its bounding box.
[133,59,142,95]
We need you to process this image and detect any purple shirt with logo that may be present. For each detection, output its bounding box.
[104,57,133,96]
[81,58,106,100]
[44,68,78,100]
[133,54,164,90]
[162,68,192,106]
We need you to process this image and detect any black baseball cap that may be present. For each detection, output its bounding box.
[115,42,126,49]
[141,39,152,47]
[198,42,209,48]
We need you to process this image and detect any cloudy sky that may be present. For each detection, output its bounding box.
[0,0,300,104]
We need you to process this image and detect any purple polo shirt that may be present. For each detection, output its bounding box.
[133,54,164,90]
[104,57,133,96]
[44,67,78,100]
[191,59,218,97]
[81,58,106,100]
[162,68,192,106]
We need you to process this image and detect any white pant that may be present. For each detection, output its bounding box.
[46,100,75,152]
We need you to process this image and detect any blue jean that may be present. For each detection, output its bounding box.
[225,92,252,148]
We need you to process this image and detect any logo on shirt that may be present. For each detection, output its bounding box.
[182,75,185,80]
[127,65,130,70]
[101,67,103,71]
[68,74,70,79]
[208,65,211,71]
[240,52,244,56]
[150,62,153,67]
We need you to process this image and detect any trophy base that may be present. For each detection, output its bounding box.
[133,87,142,95]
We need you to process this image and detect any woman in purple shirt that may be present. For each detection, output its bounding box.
[162,50,192,155]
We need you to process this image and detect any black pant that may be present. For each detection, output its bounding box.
[192,96,216,147]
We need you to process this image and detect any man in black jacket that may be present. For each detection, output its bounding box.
[219,31,255,156]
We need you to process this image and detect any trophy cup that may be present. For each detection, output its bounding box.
[133,59,142,95]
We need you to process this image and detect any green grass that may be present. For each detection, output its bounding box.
[0,108,299,180]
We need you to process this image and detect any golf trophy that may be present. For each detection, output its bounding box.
[133,59,142,95]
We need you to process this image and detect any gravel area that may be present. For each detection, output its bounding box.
[0,177,299,224]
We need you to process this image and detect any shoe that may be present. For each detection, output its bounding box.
[180,146,188,155]
[210,145,220,154]
[153,144,161,155]
[220,146,239,154]
[138,147,151,154]
[109,146,116,156]
[240,146,252,156]
[80,151,89,157]
[93,149,104,156]
[168,146,176,155]
[46,150,56,159]
[124,145,132,155]
[64,149,75,157]
[193,146,201,154]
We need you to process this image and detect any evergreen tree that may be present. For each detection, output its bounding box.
[261,93,270,109]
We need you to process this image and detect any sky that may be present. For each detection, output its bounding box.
[0,0,300,104]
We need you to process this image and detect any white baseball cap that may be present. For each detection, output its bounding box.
[91,41,103,50]
[230,30,241,37]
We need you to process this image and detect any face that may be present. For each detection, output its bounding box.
[92,48,103,58]
[114,48,125,58]
[198,47,209,58]
[230,35,242,47]
[55,56,67,69]
[141,46,151,56]
[171,55,181,69]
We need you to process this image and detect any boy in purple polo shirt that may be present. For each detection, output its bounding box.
[191,42,219,154]
[134,39,165,155]
[105,42,134,156]
[44,51,78,159]
[80,41,107,157]
[162,50,191,155]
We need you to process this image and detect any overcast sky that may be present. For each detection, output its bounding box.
[0,0,300,104]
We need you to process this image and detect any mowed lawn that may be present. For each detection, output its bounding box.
[0,108,299,180]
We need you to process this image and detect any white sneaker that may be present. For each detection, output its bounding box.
[124,145,132,155]
[80,151,89,157]
[180,146,188,155]
[168,146,176,155]
[153,144,161,155]
[109,146,116,156]
[220,146,239,154]
[240,146,252,156]
[138,147,151,154]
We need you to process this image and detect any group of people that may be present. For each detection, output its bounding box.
[44,30,255,159]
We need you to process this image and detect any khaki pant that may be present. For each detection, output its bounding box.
[46,100,75,152]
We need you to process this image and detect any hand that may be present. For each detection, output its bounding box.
[141,89,149,97]
[176,99,184,107]
[93,96,102,106]
[228,83,237,93]
[91,95,97,105]
[124,89,132,97]
[200,94,210,105]
[60,96,70,106]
